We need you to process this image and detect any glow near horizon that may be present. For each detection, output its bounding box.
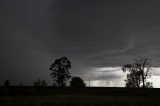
[84,67,160,88]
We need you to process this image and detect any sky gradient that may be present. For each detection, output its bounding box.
[1,0,160,87]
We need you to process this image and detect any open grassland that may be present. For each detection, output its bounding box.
[0,87,160,106]
[1,95,160,106]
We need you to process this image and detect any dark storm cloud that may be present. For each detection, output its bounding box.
[1,0,160,85]
[0,0,54,85]
[49,0,160,67]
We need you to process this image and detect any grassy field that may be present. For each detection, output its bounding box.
[0,87,160,106]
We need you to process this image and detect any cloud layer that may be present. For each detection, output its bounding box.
[1,0,160,86]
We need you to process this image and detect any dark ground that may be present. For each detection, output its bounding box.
[0,87,160,106]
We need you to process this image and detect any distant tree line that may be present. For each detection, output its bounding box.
[33,79,47,86]
[2,56,153,88]
[2,77,85,87]
[50,57,153,88]
[49,56,153,88]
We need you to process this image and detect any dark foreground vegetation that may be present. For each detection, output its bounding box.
[0,87,160,106]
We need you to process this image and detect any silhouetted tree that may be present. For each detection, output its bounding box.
[33,79,41,86]
[4,80,10,86]
[146,82,153,88]
[41,80,47,86]
[33,79,47,86]
[52,82,57,87]
[19,83,23,86]
[122,57,153,88]
[70,77,85,87]
[50,56,71,87]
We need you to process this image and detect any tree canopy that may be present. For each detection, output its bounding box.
[4,80,10,87]
[122,57,153,88]
[33,79,47,86]
[50,56,71,87]
[70,77,86,87]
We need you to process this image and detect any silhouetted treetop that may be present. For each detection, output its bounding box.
[70,77,86,87]
[33,79,47,86]
[4,80,10,87]
[50,56,71,87]
[122,57,153,88]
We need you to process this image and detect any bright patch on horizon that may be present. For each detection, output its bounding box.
[84,67,160,88]
[92,67,122,72]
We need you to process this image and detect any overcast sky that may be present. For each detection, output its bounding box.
[1,0,160,87]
